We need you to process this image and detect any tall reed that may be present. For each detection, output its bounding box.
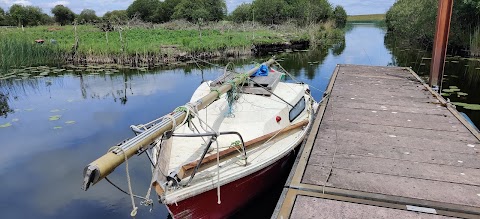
[470,26,480,57]
[0,37,65,73]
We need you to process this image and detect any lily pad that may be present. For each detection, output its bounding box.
[11,118,19,122]
[457,92,468,96]
[24,108,34,111]
[65,120,76,124]
[49,115,62,121]
[442,89,454,93]
[50,109,61,113]
[0,122,12,128]
[441,93,451,97]
[449,86,458,89]
[53,126,62,129]
[452,102,480,110]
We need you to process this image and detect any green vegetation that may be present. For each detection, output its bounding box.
[0,21,343,71]
[230,3,251,23]
[385,0,480,52]
[0,24,299,54]
[332,6,347,28]
[347,14,386,22]
[103,10,129,23]
[78,9,100,24]
[6,4,52,26]
[0,0,346,71]
[0,36,64,71]
[230,0,346,27]
[51,5,75,26]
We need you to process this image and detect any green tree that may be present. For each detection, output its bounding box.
[203,0,227,21]
[332,5,347,28]
[103,10,129,23]
[0,8,5,26]
[386,0,479,50]
[40,13,54,25]
[126,0,161,22]
[252,0,288,24]
[9,4,27,26]
[282,0,332,25]
[51,5,75,25]
[78,9,99,24]
[173,0,226,22]
[172,1,205,22]
[156,0,181,22]
[8,4,47,26]
[231,3,252,23]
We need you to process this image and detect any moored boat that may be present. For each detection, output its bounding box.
[81,59,318,218]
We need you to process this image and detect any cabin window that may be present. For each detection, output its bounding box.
[289,96,306,122]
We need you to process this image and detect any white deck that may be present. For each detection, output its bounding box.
[157,81,315,204]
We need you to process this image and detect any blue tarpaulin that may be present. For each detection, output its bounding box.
[252,64,269,77]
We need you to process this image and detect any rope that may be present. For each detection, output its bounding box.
[226,80,240,117]
[107,146,138,217]
[211,88,221,99]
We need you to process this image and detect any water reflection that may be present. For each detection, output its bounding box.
[0,93,12,117]
[385,32,480,126]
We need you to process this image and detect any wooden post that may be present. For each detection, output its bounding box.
[429,0,454,90]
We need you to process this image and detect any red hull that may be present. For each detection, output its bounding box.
[167,149,297,219]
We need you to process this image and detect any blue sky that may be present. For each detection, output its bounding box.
[0,0,395,16]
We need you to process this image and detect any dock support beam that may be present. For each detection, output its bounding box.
[429,0,454,90]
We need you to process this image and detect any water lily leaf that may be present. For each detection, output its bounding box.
[53,126,62,129]
[50,109,61,113]
[49,115,61,121]
[0,122,12,128]
[464,104,480,110]
[24,108,34,111]
[457,92,468,96]
[442,89,454,93]
[449,86,458,89]
[450,88,461,92]
[65,120,75,124]
[451,102,480,110]
[441,93,451,97]
[11,118,19,122]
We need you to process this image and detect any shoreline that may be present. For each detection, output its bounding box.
[68,40,310,67]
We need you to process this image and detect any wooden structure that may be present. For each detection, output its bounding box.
[429,0,454,88]
[273,65,480,218]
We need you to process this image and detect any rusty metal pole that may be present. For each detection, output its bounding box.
[429,0,454,90]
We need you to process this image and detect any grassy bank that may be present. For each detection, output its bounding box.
[0,20,343,71]
[347,14,386,22]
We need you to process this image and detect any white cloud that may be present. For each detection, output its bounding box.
[45,0,68,8]
[12,0,31,6]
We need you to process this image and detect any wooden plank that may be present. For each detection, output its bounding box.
[275,64,480,219]
[177,120,309,179]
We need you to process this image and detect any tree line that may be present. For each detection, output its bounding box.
[0,4,100,26]
[0,0,347,27]
[231,0,346,27]
[386,0,480,51]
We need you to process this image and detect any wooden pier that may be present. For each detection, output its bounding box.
[273,65,480,218]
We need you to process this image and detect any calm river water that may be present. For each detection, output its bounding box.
[0,23,478,219]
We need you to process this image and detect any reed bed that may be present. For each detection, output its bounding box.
[0,21,342,73]
[0,37,65,73]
